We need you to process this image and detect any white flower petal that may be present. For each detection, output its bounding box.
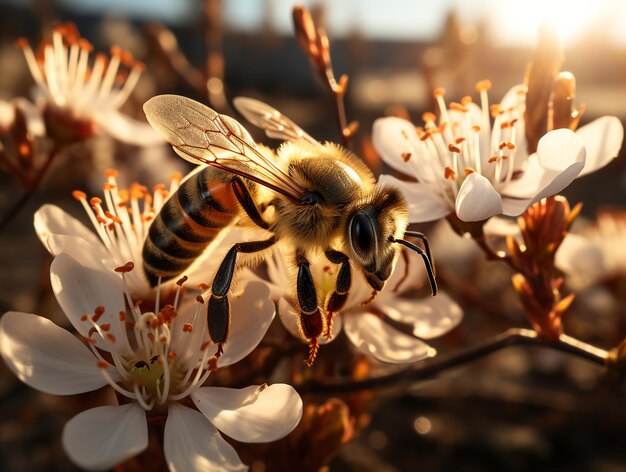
[47,234,106,269]
[343,312,434,364]
[504,129,585,199]
[192,384,302,443]
[379,174,451,223]
[62,404,147,471]
[96,111,164,146]
[214,281,275,368]
[373,117,434,180]
[0,312,109,395]
[50,253,128,354]
[384,292,463,339]
[455,172,503,222]
[500,196,534,217]
[555,233,606,281]
[164,403,247,472]
[34,204,102,255]
[576,116,624,176]
[536,128,586,171]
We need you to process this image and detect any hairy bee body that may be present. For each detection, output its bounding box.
[143,141,379,286]
[141,94,437,364]
[143,166,240,286]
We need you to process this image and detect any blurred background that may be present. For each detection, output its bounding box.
[0,0,625,471]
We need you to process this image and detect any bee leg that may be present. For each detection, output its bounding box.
[296,249,323,366]
[231,177,270,230]
[323,249,351,338]
[208,237,277,355]
[404,230,436,276]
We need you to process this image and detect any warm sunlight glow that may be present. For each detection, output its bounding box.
[491,0,609,46]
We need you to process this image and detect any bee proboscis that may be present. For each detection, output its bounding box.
[142,95,437,365]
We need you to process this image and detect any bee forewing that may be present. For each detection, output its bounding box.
[143,94,307,203]
[233,97,321,147]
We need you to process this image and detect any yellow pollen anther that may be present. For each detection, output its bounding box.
[455,137,466,144]
[170,172,183,182]
[104,168,118,178]
[72,190,87,201]
[488,156,498,164]
[106,334,116,343]
[422,112,436,123]
[176,275,188,286]
[433,87,446,98]
[168,352,177,360]
[115,261,135,273]
[104,211,122,224]
[197,283,209,290]
[475,80,492,92]
[461,96,472,106]
[183,323,193,333]
[401,152,412,162]
[196,295,205,304]
[464,168,476,175]
[449,102,468,112]
[15,38,29,48]
[102,183,116,191]
[448,144,461,153]
[97,361,110,369]
[100,323,111,332]
[444,166,457,180]
[119,311,126,321]
[471,125,481,132]
[490,104,502,117]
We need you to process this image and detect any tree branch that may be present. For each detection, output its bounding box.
[300,328,609,394]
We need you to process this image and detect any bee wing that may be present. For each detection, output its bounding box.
[233,97,322,148]
[144,95,307,203]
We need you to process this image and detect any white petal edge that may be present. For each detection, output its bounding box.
[47,234,108,269]
[372,117,435,181]
[34,204,103,255]
[383,292,463,339]
[455,172,503,222]
[62,404,147,471]
[50,253,128,355]
[576,116,624,176]
[503,129,585,199]
[192,384,303,443]
[164,403,247,472]
[379,174,451,223]
[343,312,435,364]
[0,312,109,395]
[555,233,606,281]
[212,281,275,368]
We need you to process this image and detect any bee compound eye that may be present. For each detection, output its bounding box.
[350,212,375,257]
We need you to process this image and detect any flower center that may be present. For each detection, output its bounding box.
[83,264,215,411]
[406,81,526,206]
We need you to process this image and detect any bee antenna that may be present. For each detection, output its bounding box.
[391,237,438,296]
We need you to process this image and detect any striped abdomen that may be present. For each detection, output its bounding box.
[143,167,239,286]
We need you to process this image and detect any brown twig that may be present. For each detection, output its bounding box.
[0,143,63,233]
[300,328,609,394]
[292,5,357,148]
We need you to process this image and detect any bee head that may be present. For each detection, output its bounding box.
[345,185,408,291]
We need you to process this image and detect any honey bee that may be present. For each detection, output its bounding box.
[142,95,437,365]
